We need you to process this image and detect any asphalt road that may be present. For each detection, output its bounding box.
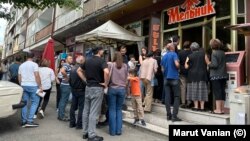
[0,88,167,141]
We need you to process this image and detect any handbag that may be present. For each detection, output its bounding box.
[104,63,114,94]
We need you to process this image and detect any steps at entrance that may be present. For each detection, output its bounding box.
[123,99,230,137]
[152,103,230,124]
[125,99,230,125]
[123,118,169,137]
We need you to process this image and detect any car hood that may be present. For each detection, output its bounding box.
[0,81,23,96]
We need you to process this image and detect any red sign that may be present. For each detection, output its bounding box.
[152,24,160,51]
[167,0,216,24]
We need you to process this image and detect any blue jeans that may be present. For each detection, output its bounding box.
[58,84,71,119]
[140,80,145,96]
[21,86,40,123]
[164,79,180,118]
[108,87,125,135]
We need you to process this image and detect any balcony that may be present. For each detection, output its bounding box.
[83,0,123,17]
[35,24,52,42]
[19,42,25,50]
[26,35,35,47]
[55,9,83,30]
[28,10,39,25]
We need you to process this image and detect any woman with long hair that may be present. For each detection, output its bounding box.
[107,52,128,136]
[55,59,65,111]
[139,47,148,99]
[35,59,55,118]
[139,47,148,65]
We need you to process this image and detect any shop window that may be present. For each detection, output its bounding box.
[163,31,178,44]
[144,37,149,48]
[142,19,150,36]
[214,0,230,18]
[163,11,178,30]
[216,19,231,49]
[237,17,245,51]
[237,0,245,14]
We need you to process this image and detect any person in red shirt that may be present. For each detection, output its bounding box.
[128,69,146,126]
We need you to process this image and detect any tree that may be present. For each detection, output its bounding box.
[0,0,78,20]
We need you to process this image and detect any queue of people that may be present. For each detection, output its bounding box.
[0,36,229,141]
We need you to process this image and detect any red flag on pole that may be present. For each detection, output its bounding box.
[42,39,55,71]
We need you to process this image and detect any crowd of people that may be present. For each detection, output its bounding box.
[0,35,229,141]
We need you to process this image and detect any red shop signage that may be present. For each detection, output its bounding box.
[167,0,216,24]
[152,24,160,51]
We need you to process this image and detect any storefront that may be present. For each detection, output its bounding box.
[161,0,246,52]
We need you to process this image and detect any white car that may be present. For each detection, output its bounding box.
[0,81,25,118]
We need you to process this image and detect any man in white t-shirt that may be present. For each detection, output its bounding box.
[18,52,42,128]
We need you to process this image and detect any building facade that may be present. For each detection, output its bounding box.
[2,0,250,83]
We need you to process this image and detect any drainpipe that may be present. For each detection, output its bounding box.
[51,6,66,47]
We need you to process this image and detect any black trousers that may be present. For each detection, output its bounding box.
[56,83,61,109]
[35,88,52,115]
[69,89,85,127]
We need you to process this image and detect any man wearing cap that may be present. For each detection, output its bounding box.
[77,46,109,141]
[140,51,158,113]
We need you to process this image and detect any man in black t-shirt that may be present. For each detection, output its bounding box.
[178,41,192,108]
[77,46,109,141]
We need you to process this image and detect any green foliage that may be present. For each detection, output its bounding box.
[0,0,78,20]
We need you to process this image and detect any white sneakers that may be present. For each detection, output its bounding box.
[39,110,45,118]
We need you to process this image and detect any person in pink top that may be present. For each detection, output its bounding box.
[139,51,158,112]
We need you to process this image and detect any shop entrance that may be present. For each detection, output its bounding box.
[182,25,214,111]
[182,26,203,47]
[126,44,139,61]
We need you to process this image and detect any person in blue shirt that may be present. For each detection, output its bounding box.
[161,43,181,122]
[9,56,22,85]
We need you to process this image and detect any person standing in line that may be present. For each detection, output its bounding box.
[128,69,146,126]
[107,52,128,136]
[69,56,86,129]
[0,60,8,80]
[58,55,73,121]
[139,47,147,65]
[120,46,128,64]
[55,59,65,111]
[18,52,42,128]
[35,59,55,118]
[138,47,148,100]
[9,56,22,85]
[172,35,180,54]
[128,55,137,70]
[185,42,208,112]
[161,39,172,104]
[206,39,228,114]
[161,43,181,122]
[119,46,129,111]
[178,41,192,108]
[77,46,109,141]
[140,51,158,113]
[152,49,163,103]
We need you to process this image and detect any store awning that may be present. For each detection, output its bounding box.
[224,23,250,36]
[75,20,144,45]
